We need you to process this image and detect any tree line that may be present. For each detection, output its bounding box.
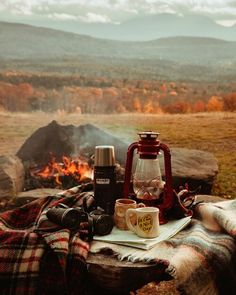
[0,72,235,113]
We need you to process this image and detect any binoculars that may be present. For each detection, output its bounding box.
[46,202,113,238]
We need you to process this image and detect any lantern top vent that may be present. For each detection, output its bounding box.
[138,131,159,140]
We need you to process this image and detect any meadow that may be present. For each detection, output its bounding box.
[0,111,235,199]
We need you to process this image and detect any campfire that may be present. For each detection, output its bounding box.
[28,154,94,190]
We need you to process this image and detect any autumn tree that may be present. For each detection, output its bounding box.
[143,99,154,113]
[207,96,223,112]
[192,100,206,113]
[28,90,46,111]
[133,98,142,112]
[223,93,236,112]
[163,100,191,114]
[160,83,167,93]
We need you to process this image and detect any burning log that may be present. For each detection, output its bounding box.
[26,155,93,190]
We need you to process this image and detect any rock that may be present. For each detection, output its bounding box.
[16,121,218,195]
[161,148,219,194]
[16,120,75,166]
[16,120,128,166]
[195,195,224,203]
[0,155,25,198]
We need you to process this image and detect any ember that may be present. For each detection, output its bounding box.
[29,154,93,189]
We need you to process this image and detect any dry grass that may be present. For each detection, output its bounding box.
[0,111,235,199]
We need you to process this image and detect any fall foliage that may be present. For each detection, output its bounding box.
[207,96,223,112]
[0,72,236,114]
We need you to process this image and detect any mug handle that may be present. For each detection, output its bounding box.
[126,208,137,233]
[137,203,145,208]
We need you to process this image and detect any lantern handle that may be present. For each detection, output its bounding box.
[123,142,138,198]
[158,143,174,211]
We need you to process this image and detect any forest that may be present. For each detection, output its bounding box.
[0,71,236,114]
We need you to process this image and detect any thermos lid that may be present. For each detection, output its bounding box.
[94,145,115,166]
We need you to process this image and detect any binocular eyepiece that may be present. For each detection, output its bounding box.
[46,204,86,230]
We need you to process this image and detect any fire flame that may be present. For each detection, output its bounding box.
[33,155,93,185]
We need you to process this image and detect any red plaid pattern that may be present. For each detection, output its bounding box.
[0,194,90,295]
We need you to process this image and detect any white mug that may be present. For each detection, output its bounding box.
[126,207,160,238]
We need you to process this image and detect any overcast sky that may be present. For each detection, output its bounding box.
[1,0,236,27]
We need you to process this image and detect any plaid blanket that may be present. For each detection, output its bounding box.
[91,199,236,295]
[0,193,90,295]
[1,187,236,295]
[166,199,236,295]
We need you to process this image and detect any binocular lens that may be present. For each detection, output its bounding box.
[93,215,114,236]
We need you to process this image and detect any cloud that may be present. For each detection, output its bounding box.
[48,13,77,20]
[0,0,36,15]
[78,12,115,23]
[1,0,236,22]
[47,11,115,23]
[216,19,236,27]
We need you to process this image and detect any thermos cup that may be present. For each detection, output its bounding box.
[93,145,116,215]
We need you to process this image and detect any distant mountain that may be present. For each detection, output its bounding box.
[0,21,120,59]
[1,21,236,68]
[116,14,236,41]
[23,13,236,42]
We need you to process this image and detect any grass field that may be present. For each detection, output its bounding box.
[0,111,235,199]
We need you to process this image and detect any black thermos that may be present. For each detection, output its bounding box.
[94,145,116,215]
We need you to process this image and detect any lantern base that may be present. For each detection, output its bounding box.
[158,210,168,224]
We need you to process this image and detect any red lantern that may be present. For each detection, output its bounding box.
[123,131,174,224]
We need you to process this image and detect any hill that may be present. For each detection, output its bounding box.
[1,21,236,81]
[1,21,236,64]
[23,13,236,42]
